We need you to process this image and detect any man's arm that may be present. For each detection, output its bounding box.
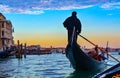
[77,19,82,34]
[63,17,70,28]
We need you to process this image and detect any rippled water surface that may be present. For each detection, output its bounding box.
[0,52,119,78]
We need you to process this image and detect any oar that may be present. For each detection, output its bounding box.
[79,34,120,62]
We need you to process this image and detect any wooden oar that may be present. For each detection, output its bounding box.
[79,34,120,62]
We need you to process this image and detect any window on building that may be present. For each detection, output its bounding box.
[2,31,4,36]
[2,22,4,28]
[2,40,5,46]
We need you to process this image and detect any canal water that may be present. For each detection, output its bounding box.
[0,52,119,78]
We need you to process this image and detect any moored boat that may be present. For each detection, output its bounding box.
[0,51,10,58]
[0,48,17,58]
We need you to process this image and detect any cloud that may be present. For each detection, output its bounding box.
[0,0,120,14]
[0,4,44,14]
[0,5,11,13]
[101,2,120,9]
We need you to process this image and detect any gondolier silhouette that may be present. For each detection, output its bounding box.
[63,11,82,45]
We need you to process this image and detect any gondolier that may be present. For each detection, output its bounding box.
[63,12,107,71]
[63,11,82,44]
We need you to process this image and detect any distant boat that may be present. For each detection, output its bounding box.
[65,42,106,71]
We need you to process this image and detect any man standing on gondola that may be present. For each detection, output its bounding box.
[63,11,82,45]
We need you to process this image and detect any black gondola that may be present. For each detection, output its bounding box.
[0,51,10,58]
[94,63,120,78]
[65,42,106,71]
[65,26,107,71]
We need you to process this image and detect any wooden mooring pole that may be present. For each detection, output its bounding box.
[16,40,22,58]
[24,43,27,58]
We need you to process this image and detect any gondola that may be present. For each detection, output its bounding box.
[0,50,16,58]
[0,51,10,58]
[65,28,106,71]
[94,63,120,78]
[65,27,120,71]
[65,42,106,71]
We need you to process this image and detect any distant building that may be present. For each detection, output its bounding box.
[0,13,14,51]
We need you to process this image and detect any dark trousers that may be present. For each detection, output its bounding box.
[68,30,78,45]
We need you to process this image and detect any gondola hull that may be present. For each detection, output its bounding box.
[94,63,120,78]
[65,42,106,71]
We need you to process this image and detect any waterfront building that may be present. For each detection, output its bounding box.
[0,13,14,51]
